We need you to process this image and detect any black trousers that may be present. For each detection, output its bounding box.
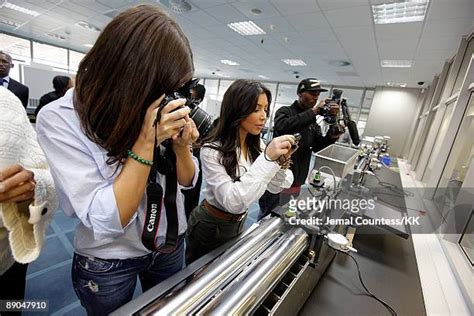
[0,262,29,316]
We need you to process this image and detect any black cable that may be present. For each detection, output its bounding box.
[344,252,398,316]
[371,173,414,197]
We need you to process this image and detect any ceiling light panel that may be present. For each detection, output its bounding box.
[220,59,240,66]
[372,0,430,24]
[227,21,266,36]
[385,82,408,87]
[281,59,307,66]
[2,2,40,17]
[381,60,413,68]
[75,21,101,32]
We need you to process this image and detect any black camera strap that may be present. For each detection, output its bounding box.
[141,142,179,253]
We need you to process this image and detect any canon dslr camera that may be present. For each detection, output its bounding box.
[156,79,214,138]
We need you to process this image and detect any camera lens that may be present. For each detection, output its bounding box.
[189,107,214,138]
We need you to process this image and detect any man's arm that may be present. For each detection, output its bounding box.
[273,106,316,135]
[20,86,29,108]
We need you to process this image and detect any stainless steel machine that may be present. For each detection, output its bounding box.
[112,146,362,316]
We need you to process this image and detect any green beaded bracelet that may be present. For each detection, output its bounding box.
[127,150,153,166]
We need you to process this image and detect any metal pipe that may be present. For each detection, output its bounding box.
[199,228,308,315]
[145,217,284,315]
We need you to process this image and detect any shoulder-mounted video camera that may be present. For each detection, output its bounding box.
[321,89,360,145]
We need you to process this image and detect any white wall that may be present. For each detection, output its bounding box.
[363,87,422,157]
[23,62,75,100]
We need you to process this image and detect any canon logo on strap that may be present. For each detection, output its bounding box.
[147,203,159,232]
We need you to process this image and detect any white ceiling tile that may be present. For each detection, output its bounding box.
[189,0,233,10]
[427,0,474,20]
[381,68,413,82]
[253,16,297,33]
[94,0,136,10]
[270,0,320,16]
[333,26,375,43]
[286,11,331,31]
[1,0,471,89]
[423,18,474,37]
[317,0,368,11]
[418,36,464,51]
[378,39,419,59]
[203,4,249,23]
[415,49,456,61]
[231,0,281,19]
[295,30,338,44]
[56,2,100,20]
[183,10,222,27]
[375,22,423,40]
[324,6,373,27]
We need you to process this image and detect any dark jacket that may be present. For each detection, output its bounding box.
[35,91,61,117]
[273,100,337,185]
[7,78,29,108]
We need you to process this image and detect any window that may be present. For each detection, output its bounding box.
[459,212,474,265]
[0,33,31,62]
[423,99,457,183]
[200,79,219,118]
[436,93,474,192]
[452,38,474,94]
[438,59,454,103]
[272,83,297,123]
[32,41,68,68]
[69,50,85,73]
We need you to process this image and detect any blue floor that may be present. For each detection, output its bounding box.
[23,201,261,315]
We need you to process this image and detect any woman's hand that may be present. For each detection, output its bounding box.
[266,135,296,161]
[172,116,199,151]
[137,97,191,147]
[0,164,35,203]
[156,99,191,145]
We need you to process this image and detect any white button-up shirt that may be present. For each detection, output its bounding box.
[200,142,293,214]
[36,89,198,259]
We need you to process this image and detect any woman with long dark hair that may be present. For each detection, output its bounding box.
[186,79,295,261]
[36,5,198,314]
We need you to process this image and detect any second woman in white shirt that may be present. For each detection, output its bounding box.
[186,79,295,261]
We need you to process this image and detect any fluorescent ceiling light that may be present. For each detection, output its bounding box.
[84,44,93,48]
[282,59,307,66]
[46,33,66,41]
[0,18,20,28]
[381,60,412,68]
[220,59,239,66]
[227,21,266,36]
[216,73,230,78]
[385,82,407,87]
[2,2,40,17]
[75,21,101,32]
[258,75,269,80]
[372,0,429,24]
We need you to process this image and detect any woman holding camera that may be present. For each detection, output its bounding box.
[36,5,198,315]
[186,80,295,261]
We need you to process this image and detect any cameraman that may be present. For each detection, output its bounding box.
[36,6,198,315]
[258,78,343,218]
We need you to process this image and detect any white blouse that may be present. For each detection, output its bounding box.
[200,142,293,214]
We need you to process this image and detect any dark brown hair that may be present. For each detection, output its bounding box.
[203,80,271,181]
[74,5,194,164]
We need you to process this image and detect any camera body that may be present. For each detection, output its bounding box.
[320,89,343,124]
[157,81,214,139]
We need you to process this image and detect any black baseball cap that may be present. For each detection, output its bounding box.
[297,78,328,94]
